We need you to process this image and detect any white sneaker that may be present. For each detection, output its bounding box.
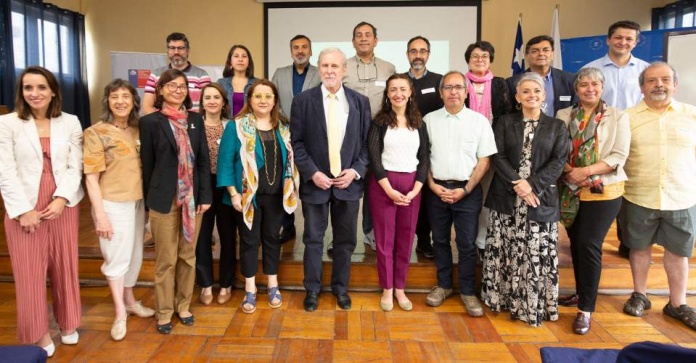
[363,231,376,251]
[110,317,127,341]
[42,341,55,357]
[60,331,79,345]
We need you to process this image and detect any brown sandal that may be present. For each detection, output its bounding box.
[663,302,696,331]
[623,292,651,317]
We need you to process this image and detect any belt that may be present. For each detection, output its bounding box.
[433,179,468,188]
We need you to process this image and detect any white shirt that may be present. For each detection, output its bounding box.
[382,127,420,173]
[424,106,497,181]
[321,84,349,142]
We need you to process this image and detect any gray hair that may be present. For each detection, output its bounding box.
[438,70,467,89]
[573,67,605,90]
[639,61,678,86]
[317,47,347,67]
[516,72,545,91]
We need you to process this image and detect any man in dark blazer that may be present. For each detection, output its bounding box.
[507,35,575,117]
[290,47,371,312]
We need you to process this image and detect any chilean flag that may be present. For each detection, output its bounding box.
[511,17,525,76]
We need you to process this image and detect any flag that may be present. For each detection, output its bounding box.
[511,17,525,76]
[551,6,563,70]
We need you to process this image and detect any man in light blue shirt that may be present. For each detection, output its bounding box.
[583,20,649,110]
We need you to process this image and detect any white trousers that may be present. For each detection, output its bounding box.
[98,199,145,287]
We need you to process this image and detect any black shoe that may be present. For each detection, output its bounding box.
[336,293,352,310]
[279,226,296,244]
[416,243,434,259]
[304,291,319,312]
[156,322,172,334]
[559,294,579,307]
[177,313,195,326]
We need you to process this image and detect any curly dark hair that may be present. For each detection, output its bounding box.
[374,73,422,130]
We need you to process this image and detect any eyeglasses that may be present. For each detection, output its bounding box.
[164,82,188,92]
[357,62,378,82]
[470,54,490,61]
[442,85,466,92]
[252,93,275,101]
[408,48,430,56]
[167,46,187,52]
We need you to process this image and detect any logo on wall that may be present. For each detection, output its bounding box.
[589,38,604,51]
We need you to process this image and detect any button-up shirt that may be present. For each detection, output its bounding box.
[543,70,555,116]
[424,106,497,181]
[343,55,396,118]
[583,54,650,110]
[623,99,696,210]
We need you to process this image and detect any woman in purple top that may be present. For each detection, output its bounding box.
[217,45,256,119]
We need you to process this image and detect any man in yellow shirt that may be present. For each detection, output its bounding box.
[620,62,696,331]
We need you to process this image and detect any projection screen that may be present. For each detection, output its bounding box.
[264,1,481,77]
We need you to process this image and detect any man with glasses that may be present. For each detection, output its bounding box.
[342,21,395,252]
[506,35,575,117]
[405,35,444,259]
[143,32,211,114]
[423,71,496,317]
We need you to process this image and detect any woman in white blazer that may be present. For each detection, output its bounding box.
[0,66,84,357]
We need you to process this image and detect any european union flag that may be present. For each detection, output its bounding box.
[511,19,525,76]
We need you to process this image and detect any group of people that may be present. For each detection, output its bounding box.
[1,19,696,358]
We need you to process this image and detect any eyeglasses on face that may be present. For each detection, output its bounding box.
[164,82,188,92]
[408,48,430,56]
[252,93,275,101]
[442,85,466,92]
[470,54,490,61]
[167,46,187,52]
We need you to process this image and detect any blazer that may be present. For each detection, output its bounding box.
[0,112,84,219]
[290,85,371,204]
[464,76,513,129]
[485,112,569,223]
[556,105,630,185]
[506,67,576,115]
[139,111,212,213]
[271,64,321,118]
[367,121,430,184]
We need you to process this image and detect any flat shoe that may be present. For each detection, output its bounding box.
[110,318,127,341]
[42,341,55,357]
[572,312,591,335]
[200,290,213,305]
[156,322,172,334]
[217,287,232,305]
[178,313,195,326]
[60,330,79,345]
[242,291,257,314]
[380,300,393,312]
[398,299,413,311]
[125,301,155,318]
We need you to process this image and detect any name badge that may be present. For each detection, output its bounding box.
[217,139,221,145]
[374,80,386,87]
[421,87,436,94]
[559,95,571,101]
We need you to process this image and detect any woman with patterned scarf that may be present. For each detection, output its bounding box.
[217,79,298,314]
[556,67,630,335]
[139,69,212,334]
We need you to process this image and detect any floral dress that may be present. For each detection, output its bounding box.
[481,119,559,327]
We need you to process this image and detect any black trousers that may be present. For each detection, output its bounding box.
[427,182,482,295]
[302,193,359,295]
[415,187,432,244]
[237,193,284,278]
[195,174,239,288]
[565,197,622,312]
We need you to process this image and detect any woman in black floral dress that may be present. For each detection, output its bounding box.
[482,72,569,326]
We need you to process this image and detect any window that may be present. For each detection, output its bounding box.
[653,0,696,29]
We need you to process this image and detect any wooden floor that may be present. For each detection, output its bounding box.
[0,283,695,362]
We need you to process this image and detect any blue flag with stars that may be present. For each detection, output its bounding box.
[511,19,525,76]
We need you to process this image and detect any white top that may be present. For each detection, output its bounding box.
[424,106,497,181]
[382,127,420,173]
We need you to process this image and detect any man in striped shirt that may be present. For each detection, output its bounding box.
[142,32,211,114]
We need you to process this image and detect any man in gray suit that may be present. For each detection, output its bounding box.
[272,35,321,118]
[271,34,321,242]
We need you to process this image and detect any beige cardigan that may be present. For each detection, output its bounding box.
[556,105,631,186]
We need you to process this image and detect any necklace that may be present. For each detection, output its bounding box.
[112,122,129,130]
[260,129,278,186]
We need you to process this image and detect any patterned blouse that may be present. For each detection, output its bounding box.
[204,121,225,174]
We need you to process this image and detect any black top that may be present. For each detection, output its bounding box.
[407,71,444,117]
[257,129,283,195]
[464,76,513,129]
[367,121,430,184]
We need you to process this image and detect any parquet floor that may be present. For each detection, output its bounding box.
[0,282,695,362]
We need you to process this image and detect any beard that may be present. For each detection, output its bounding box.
[650,91,668,101]
[410,59,425,70]
[170,55,187,67]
